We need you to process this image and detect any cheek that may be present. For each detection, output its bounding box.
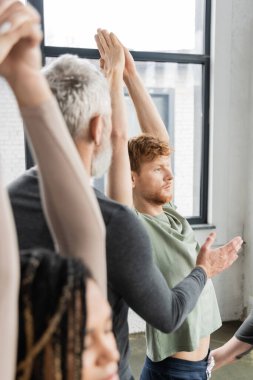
[148,173,163,186]
[107,333,119,353]
[82,348,96,379]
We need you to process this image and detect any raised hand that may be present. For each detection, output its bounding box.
[121,42,137,80]
[196,232,243,278]
[95,28,125,80]
[0,0,42,78]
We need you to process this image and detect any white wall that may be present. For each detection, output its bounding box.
[208,0,253,321]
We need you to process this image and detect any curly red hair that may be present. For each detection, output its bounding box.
[128,134,171,173]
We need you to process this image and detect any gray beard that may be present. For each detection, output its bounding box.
[91,143,112,178]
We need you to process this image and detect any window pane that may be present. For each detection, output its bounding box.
[0,79,25,184]
[44,0,205,53]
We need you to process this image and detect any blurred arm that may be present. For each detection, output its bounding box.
[123,46,169,143]
[0,178,19,380]
[95,29,132,207]
[0,1,107,295]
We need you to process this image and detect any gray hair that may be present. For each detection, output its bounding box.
[43,54,111,138]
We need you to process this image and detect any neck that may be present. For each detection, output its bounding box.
[133,193,164,216]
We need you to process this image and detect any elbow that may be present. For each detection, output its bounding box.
[158,305,186,333]
[159,322,178,334]
[111,132,129,144]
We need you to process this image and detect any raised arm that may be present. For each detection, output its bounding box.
[122,41,169,143]
[0,2,107,295]
[0,177,19,380]
[0,1,38,378]
[95,29,132,207]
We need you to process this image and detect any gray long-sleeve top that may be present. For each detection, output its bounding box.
[235,310,253,345]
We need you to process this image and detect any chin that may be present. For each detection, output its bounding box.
[160,192,173,204]
[165,194,173,203]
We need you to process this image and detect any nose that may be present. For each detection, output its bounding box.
[97,335,120,365]
[165,167,173,180]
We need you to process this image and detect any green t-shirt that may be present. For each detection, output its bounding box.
[136,203,222,361]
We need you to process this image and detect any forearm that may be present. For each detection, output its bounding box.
[0,178,19,380]
[161,267,207,331]
[6,69,51,107]
[107,72,132,206]
[124,71,169,143]
[212,337,253,370]
[128,266,207,332]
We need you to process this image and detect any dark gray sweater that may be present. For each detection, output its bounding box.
[8,167,207,380]
[235,310,253,345]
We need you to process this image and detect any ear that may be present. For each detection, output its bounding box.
[131,171,137,189]
[89,115,103,146]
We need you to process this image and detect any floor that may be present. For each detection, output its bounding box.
[129,321,253,379]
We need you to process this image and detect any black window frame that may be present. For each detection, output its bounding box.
[28,0,211,225]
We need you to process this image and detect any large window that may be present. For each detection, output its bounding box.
[30,0,211,223]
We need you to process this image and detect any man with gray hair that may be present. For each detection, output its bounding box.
[9,53,241,380]
[44,55,112,177]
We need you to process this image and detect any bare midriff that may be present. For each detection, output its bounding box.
[171,336,210,361]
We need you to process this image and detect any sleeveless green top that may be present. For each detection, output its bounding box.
[136,203,221,361]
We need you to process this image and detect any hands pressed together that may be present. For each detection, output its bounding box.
[94,28,137,83]
[0,0,42,76]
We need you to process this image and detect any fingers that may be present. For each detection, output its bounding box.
[0,2,42,65]
[110,32,120,47]
[197,233,243,278]
[96,28,110,54]
[202,232,216,251]
[0,0,21,17]
[96,29,121,52]
[0,22,39,64]
[0,1,40,36]
[99,28,111,48]
[94,34,105,58]
[222,236,243,255]
[17,20,42,47]
[95,28,125,78]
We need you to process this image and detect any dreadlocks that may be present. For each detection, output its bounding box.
[17,249,91,380]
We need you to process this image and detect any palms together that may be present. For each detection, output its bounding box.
[95,29,125,79]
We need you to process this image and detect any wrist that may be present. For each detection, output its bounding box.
[107,66,124,80]
[123,69,138,85]
[195,264,209,278]
[108,73,125,93]
[7,69,52,107]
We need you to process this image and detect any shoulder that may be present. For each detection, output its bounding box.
[8,166,40,202]
[95,189,140,226]
[94,189,150,247]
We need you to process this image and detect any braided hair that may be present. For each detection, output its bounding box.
[17,249,91,380]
